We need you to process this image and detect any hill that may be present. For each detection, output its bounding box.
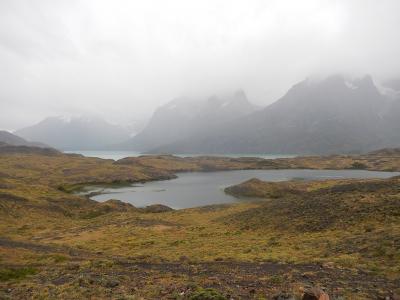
[0,143,60,156]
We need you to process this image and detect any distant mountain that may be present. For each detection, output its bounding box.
[119,90,259,151]
[368,147,400,156]
[15,116,130,150]
[0,130,48,148]
[150,75,400,155]
[125,119,148,137]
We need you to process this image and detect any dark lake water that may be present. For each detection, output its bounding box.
[87,169,399,209]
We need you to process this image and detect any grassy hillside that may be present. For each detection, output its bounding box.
[225,177,400,273]
[0,149,399,299]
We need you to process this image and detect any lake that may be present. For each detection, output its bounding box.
[64,150,297,161]
[87,169,399,209]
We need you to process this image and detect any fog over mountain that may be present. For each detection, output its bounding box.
[0,130,48,148]
[120,90,259,151]
[382,79,400,94]
[15,116,130,150]
[149,75,400,154]
[1,0,400,132]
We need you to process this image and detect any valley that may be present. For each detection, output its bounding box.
[2,2,400,299]
[0,147,399,299]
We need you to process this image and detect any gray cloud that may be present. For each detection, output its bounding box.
[1,0,399,130]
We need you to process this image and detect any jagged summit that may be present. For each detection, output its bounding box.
[119,90,259,151]
[149,74,400,155]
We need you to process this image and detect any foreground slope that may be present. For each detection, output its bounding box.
[0,148,399,298]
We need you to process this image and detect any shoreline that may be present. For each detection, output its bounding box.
[77,168,400,209]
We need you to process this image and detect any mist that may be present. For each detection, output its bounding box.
[1,0,400,130]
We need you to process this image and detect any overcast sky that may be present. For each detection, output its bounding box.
[1,0,400,130]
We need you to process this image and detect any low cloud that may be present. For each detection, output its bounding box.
[1,0,399,130]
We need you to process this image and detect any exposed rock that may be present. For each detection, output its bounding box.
[99,199,137,212]
[79,200,137,219]
[302,287,330,300]
[141,204,174,213]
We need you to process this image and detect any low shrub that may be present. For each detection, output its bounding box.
[0,267,37,281]
[189,287,227,300]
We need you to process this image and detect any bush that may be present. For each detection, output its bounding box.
[189,287,227,300]
[0,267,37,281]
[351,161,367,169]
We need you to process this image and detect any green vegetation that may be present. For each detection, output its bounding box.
[0,267,37,281]
[189,288,227,300]
[351,161,368,169]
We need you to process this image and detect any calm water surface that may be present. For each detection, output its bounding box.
[64,150,297,160]
[64,150,142,160]
[88,169,399,209]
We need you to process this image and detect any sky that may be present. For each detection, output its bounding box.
[1,0,400,130]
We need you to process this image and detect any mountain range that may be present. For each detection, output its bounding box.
[15,116,131,151]
[119,90,259,151]
[10,74,400,155]
[0,130,48,148]
[146,75,400,154]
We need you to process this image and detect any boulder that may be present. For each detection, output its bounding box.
[302,287,329,300]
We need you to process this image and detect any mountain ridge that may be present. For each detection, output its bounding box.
[0,130,49,148]
[149,75,400,155]
[118,90,259,151]
[15,116,131,151]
